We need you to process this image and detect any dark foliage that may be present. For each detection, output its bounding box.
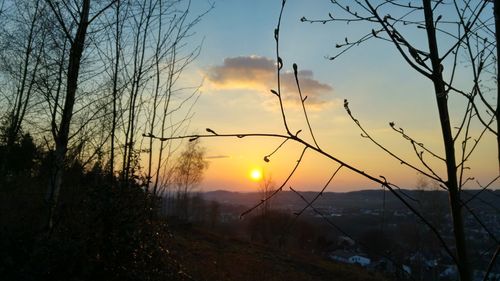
[0,136,190,281]
[0,133,39,182]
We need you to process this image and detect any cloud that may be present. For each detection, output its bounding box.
[205,155,230,159]
[203,55,334,110]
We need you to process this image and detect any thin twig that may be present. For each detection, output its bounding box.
[293,63,320,149]
[345,100,443,183]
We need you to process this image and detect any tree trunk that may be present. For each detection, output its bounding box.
[110,0,120,184]
[423,1,470,280]
[494,0,500,172]
[46,0,91,232]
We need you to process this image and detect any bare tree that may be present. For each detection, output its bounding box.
[0,0,46,178]
[108,0,123,183]
[171,139,208,220]
[258,174,276,216]
[107,0,209,189]
[300,2,499,280]
[145,0,207,195]
[43,0,118,232]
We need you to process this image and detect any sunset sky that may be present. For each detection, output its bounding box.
[181,0,497,192]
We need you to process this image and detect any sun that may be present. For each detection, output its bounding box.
[249,168,263,181]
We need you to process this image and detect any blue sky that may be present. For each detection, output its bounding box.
[182,0,497,192]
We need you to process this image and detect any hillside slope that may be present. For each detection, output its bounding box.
[169,227,390,281]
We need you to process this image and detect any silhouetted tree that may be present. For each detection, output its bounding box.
[43,0,122,232]
[258,174,276,216]
[299,2,500,280]
[0,0,45,179]
[171,139,208,220]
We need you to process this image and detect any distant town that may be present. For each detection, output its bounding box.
[193,189,500,281]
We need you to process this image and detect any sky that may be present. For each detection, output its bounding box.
[177,0,498,192]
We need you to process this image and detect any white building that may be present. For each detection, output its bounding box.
[329,250,371,267]
[348,255,371,267]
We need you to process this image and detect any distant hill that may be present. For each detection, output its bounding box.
[202,189,500,211]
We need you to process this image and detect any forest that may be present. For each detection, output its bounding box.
[0,0,211,280]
